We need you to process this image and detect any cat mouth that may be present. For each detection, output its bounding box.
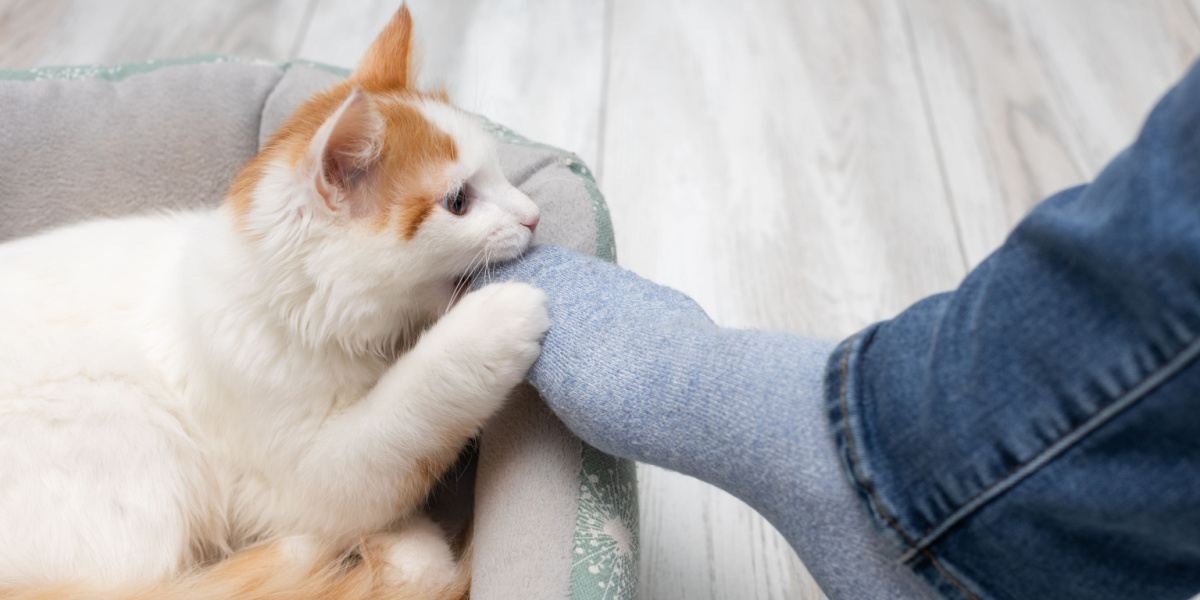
[447,240,528,307]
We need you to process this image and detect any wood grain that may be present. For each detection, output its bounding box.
[602,0,968,344]
[1011,0,1200,172]
[0,0,314,68]
[899,0,1086,265]
[902,0,1200,263]
[638,464,824,600]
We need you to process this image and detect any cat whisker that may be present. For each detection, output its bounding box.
[446,248,487,313]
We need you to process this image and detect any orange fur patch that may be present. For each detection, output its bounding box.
[397,200,434,240]
[373,99,457,239]
[0,534,469,600]
[355,6,416,92]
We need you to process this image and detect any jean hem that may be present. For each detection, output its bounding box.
[825,328,986,600]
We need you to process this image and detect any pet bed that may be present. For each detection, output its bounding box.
[0,56,637,600]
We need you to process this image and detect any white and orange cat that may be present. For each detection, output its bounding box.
[0,6,547,599]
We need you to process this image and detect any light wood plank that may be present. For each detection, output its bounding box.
[604,1,970,598]
[900,0,1090,265]
[603,0,967,341]
[0,0,313,68]
[903,0,1200,264]
[1010,0,1200,172]
[638,465,823,600]
[297,0,607,167]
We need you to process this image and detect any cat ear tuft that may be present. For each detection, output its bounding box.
[308,87,383,211]
[354,5,416,91]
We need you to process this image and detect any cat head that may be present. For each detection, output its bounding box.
[226,6,539,349]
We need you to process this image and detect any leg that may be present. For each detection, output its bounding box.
[281,282,548,541]
[822,59,1200,599]
[479,247,935,599]
[485,60,1200,599]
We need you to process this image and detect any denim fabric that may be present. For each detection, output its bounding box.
[826,61,1200,599]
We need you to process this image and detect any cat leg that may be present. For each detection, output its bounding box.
[285,282,548,540]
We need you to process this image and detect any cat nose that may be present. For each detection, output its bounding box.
[521,214,540,232]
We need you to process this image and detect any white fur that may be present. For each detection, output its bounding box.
[0,97,546,586]
[378,515,461,589]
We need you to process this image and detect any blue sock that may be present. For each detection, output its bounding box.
[479,245,937,599]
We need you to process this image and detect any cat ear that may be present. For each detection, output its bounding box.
[354,5,416,91]
[307,87,383,212]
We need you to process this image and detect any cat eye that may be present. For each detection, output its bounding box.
[442,187,470,216]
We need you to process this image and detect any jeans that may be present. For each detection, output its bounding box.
[825,60,1200,599]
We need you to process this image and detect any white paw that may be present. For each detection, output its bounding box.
[368,517,460,591]
[447,282,549,383]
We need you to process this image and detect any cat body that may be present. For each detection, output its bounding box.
[0,7,546,598]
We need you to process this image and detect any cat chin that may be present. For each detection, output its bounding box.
[488,231,535,260]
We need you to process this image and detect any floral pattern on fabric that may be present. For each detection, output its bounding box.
[570,445,639,599]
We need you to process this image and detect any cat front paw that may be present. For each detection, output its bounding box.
[445,281,549,385]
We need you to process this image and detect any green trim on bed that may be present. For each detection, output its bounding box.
[1,54,633,599]
[0,53,357,81]
[571,445,639,599]
[0,54,265,81]
[289,59,351,79]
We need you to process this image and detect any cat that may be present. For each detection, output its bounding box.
[0,5,548,599]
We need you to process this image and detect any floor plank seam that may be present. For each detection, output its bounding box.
[594,0,615,186]
[287,0,320,61]
[898,1,971,274]
[1015,11,1095,182]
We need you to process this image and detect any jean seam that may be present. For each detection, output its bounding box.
[834,332,984,600]
[897,332,1200,565]
[919,549,987,600]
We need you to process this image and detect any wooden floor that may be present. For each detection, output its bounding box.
[3,1,1198,598]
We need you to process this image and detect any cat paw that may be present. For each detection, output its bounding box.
[445,281,549,383]
[364,516,461,593]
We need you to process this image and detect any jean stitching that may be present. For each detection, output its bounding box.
[836,333,917,546]
[898,333,1200,564]
[921,549,984,600]
[835,333,985,599]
